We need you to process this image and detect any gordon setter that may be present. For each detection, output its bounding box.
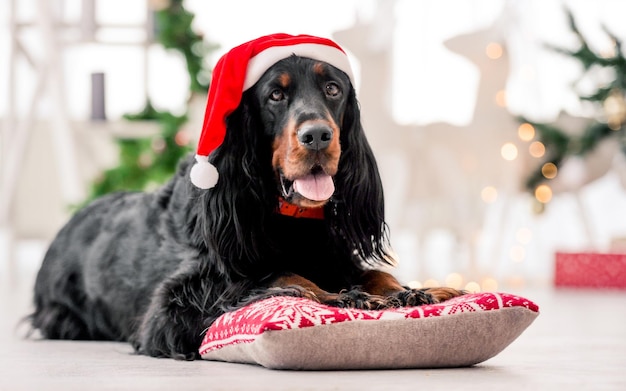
[29,36,464,360]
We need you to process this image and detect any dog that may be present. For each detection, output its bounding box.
[29,35,464,360]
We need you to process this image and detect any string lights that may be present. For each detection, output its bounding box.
[412,8,626,291]
[407,274,499,293]
[485,42,504,59]
[414,38,536,292]
[518,9,626,209]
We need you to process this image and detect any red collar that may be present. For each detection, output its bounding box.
[277,197,325,219]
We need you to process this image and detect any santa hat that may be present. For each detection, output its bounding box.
[190,33,355,189]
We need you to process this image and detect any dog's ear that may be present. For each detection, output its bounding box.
[195,91,276,276]
[329,86,394,266]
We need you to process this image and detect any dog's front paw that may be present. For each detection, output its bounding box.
[131,334,199,361]
[322,289,391,310]
[133,328,202,361]
[132,304,203,361]
[388,287,467,307]
[391,288,436,306]
[131,325,201,361]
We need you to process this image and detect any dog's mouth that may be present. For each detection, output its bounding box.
[279,165,335,206]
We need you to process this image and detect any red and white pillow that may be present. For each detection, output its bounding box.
[200,292,539,370]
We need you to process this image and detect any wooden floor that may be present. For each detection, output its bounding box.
[1,265,625,390]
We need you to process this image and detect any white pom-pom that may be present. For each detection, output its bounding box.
[190,154,219,189]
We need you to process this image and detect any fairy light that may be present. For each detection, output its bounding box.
[138,152,154,168]
[541,162,558,179]
[485,42,503,59]
[501,143,518,161]
[495,90,507,107]
[517,123,535,141]
[481,277,498,292]
[529,141,546,158]
[174,130,191,146]
[604,88,626,130]
[445,273,464,289]
[481,186,498,203]
[407,280,422,289]
[464,281,481,293]
[423,279,440,288]
[151,137,166,153]
[535,184,553,203]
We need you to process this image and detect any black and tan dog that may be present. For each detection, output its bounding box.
[29,34,463,360]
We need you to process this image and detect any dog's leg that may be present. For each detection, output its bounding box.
[360,270,465,306]
[264,273,390,310]
[131,265,210,360]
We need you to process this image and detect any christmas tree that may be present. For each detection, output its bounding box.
[520,9,626,207]
[85,0,215,204]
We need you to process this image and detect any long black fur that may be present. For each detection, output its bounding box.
[29,56,397,360]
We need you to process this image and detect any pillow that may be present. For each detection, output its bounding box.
[199,292,539,370]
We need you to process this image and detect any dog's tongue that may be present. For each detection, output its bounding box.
[293,173,335,201]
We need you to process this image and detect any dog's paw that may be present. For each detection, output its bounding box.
[322,289,391,310]
[132,304,203,361]
[134,340,199,361]
[387,287,467,307]
[391,288,436,306]
[132,329,202,361]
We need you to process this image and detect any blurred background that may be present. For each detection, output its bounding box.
[2,0,626,292]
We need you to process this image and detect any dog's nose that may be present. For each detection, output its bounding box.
[297,125,333,150]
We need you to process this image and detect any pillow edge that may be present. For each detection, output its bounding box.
[201,306,539,370]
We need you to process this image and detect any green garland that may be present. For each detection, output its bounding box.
[84,0,215,205]
[521,9,626,197]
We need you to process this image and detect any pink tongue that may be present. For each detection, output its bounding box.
[293,173,335,201]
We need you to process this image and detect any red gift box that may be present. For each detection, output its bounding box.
[555,252,626,289]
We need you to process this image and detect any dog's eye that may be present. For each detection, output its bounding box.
[270,89,285,101]
[325,82,341,97]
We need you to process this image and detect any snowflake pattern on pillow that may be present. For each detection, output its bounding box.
[200,292,539,356]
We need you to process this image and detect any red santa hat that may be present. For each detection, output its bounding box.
[190,33,355,189]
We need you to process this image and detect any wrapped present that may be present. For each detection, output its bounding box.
[555,252,626,289]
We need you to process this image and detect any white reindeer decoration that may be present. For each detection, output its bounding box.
[334,3,524,283]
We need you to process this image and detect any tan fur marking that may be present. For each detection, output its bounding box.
[271,118,292,175]
[424,287,466,303]
[313,62,325,76]
[360,270,405,296]
[279,72,291,88]
[270,274,336,303]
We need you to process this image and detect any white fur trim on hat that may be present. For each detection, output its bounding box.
[243,43,355,91]
[190,154,219,189]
